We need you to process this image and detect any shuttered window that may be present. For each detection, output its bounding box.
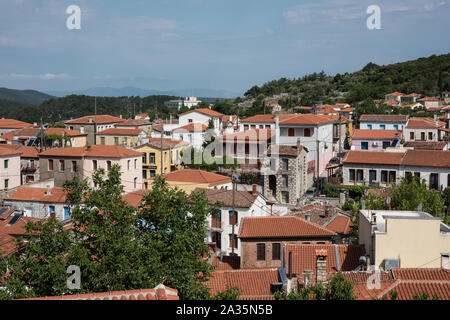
[272,243,281,260]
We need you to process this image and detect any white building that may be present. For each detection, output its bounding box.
[164,97,202,110]
[199,186,271,257]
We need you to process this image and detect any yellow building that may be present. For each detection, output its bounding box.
[96,128,147,148]
[135,138,189,189]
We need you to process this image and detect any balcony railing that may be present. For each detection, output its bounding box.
[21,165,37,173]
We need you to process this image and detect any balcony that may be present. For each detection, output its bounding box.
[21,165,37,173]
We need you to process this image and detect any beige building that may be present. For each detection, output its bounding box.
[0,147,21,191]
[359,210,450,269]
[45,128,88,148]
[96,128,148,148]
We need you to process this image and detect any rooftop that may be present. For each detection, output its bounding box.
[65,115,126,125]
[172,123,208,132]
[194,187,260,209]
[39,145,143,158]
[179,108,224,117]
[96,128,144,136]
[359,114,408,123]
[0,118,35,129]
[352,129,402,140]
[162,169,231,184]
[45,127,87,137]
[238,216,336,239]
[4,187,67,203]
[139,137,189,150]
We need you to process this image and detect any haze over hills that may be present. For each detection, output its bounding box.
[0,87,54,105]
[46,87,240,99]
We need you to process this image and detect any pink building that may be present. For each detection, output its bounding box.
[0,148,21,191]
[351,129,402,151]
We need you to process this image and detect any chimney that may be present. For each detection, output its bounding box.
[274,116,280,145]
[252,184,257,196]
[371,212,377,225]
[296,138,301,154]
[315,249,327,283]
[120,114,123,119]
[88,117,93,123]
[45,185,51,196]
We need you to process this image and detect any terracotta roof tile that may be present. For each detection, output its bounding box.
[238,216,336,239]
[122,190,149,207]
[141,138,189,150]
[407,117,445,128]
[65,115,126,124]
[163,169,231,184]
[352,129,402,140]
[96,128,143,136]
[173,123,208,132]
[116,119,151,127]
[359,115,408,122]
[179,108,224,117]
[205,268,279,299]
[403,141,448,150]
[194,187,259,208]
[342,150,404,165]
[45,128,87,137]
[4,187,67,203]
[0,119,35,129]
[0,212,40,257]
[325,215,353,235]
[39,145,143,158]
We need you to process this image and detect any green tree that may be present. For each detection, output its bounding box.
[209,287,240,300]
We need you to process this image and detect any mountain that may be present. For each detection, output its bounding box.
[243,52,450,107]
[0,87,54,105]
[47,87,240,99]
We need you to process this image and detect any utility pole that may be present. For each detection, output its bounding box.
[160,126,164,175]
[93,97,97,147]
[316,126,320,196]
[231,172,236,255]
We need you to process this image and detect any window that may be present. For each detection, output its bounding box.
[4,159,8,169]
[144,182,148,189]
[282,175,289,187]
[265,125,271,129]
[421,132,425,141]
[257,243,266,261]
[428,132,433,140]
[127,160,131,170]
[107,161,112,171]
[382,141,391,149]
[229,210,238,225]
[357,169,364,182]
[369,170,377,183]
[282,159,289,170]
[150,170,156,178]
[380,125,386,130]
[272,243,281,260]
[441,253,449,269]
[92,160,97,170]
[349,169,355,182]
[4,179,9,189]
[100,137,105,145]
[134,159,137,169]
[229,234,238,249]
[59,160,65,171]
[80,126,85,133]
[48,159,54,171]
[304,128,311,137]
[49,206,55,219]
[380,170,388,183]
[251,125,256,129]
[393,125,399,130]
[389,171,396,184]
[72,161,77,172]
[114,137,119,145]
[134,177,138,189]
[143,170,147,179]
[367,124,372,130]
[281,191,289,203]
[142,153,147,164]
[244,125,249,131]
[410,132,415,140]
[64,207,70,220]
[188,119,193,123]
[361,142,369,150]
[288,128,295,137]
[149,153,156,164]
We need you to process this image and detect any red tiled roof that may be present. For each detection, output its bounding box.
[39,145,142,158]
[0,119,35,129]
[406,117,445,128]
[122,190,149,207]
[286,244,365,277]
[0,145,40,158]
[45,128,87,137]
[384,100,400,106]
[205,268,279,299]
[21,284,179,300]
[280,114,334,125]
[385,92,405,97]
[403,141,448,150]
[0,212,39,257]
[210,254,241,271]
[352,129,402,140]
[392,268,450,281]
[194,187,259,208]
[359,115,408,122]
[179,108,224,117]
[116,119,151,127]
[0,147,21,157]
[163,169,231,184]
[219,129,274,144]
[96,128,143,136]
[325,215,353,235]
[240,114,296,123]
[238,216,336,239]
[418,97,440,102]
[4,187,67,203]
[173,123,208,132]
[142,138,189,150]
[342,150,404,165]
[65,115,126,124]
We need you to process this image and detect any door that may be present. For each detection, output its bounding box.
[64,207,71,220]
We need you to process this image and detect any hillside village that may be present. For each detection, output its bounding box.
[0,88,449,301]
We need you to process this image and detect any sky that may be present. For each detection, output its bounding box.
[0,0,449,97]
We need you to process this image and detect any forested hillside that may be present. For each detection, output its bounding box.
[0,87,54,105]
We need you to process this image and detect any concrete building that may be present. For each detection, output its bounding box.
[3,186,70,221]
[0,118,36,136]
[65,115,126,146]
[418,97,442,109]
[198,186,272,257]
[0,147,21,191]
[238,216,337,269]
[342,150,450,190]
[351,129,402,151]
[44,128,88,148]
[359,115,408,136]
[39,145,143,193]
[405,117,447,142]
[359,209,450,269]
[164,96,202,110]
[134,138,189,189]
[262,143,310,205]
[96,128,148,148]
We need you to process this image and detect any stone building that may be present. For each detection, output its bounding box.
[262,140,310,205]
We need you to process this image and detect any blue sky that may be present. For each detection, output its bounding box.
[0,0,449,97]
